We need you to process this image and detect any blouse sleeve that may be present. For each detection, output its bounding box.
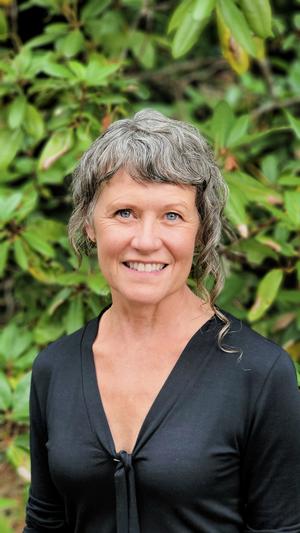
[242,349,300,532]
[23,358,68,532]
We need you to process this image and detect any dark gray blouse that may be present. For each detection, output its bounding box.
[24,310,300,532]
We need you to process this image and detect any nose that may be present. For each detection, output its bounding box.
[131,218,162,252]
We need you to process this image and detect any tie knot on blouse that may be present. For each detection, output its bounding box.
[116,450,133,472]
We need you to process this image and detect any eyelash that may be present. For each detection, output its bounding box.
[114,209,182,221]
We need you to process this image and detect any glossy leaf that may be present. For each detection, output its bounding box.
[218,0,256,57]
[39,129,74,170]
[13,238,29,271]
[0,8,8,41]
[57,29,85,58]
[224,183,249,237]
[211,100,235,149]
[286,111,300,139]
[129,32,155,69]
[0,371,12,411]
[24,104,45,140]
[10,371,31,421]
[22,228,55,258]
[42,61,73,78]
[0,192,23,224]
[216,7,250,74]
[8,95,26,129]
[65,295,84,334]
[284,191,300,227]
[0,130,23,169]
[172,14,208,58]
[85,59,121,86]
[240,0,273,39]
[248,269,283,322]
[168,0,193,33]
[193,0,216,21]
[226,115,249,147]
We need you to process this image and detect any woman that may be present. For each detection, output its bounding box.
[24,109,300,533]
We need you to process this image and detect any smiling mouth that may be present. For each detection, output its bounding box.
[123,262,167,272]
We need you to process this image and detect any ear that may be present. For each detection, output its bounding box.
[85,223,96,243]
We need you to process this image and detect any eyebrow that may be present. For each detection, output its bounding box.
[107,200,190,211]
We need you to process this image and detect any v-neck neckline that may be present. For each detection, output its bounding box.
[81,307,219,458]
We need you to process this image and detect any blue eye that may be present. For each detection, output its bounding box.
[116,209,132,218]
[166,212,180,221]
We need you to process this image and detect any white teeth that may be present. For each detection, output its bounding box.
[127,262,165,272]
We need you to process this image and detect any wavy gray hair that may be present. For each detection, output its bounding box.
[68,109,232,348]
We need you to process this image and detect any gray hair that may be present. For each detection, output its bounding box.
[69,109,232,348]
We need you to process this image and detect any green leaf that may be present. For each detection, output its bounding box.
[65,295,84,334]
[55,272,86,285]
[172,8,208,58]
[10,371,31,422]
[0,192,23,224]
[0,241,10,277]
[80,0,112,22]
[226,171,282,206]
[248,269,283,322]
[0,130,23,170]
[24,104,45,140]
[277,290,300,304]
[85,59,121,86]
[33,315,65,344]
[0,371,12,411]
[6,435,30,481]
[168,0,193,33]
[0,323,32,362]
[8,95,27,129]
[42,61,73,78]
[278,175,300,186]
[211,100,235,149]
[48,287,73,315]
[22,229,55,258]
[218,0,257,56]
[57,29,85,58]
[286,111,300,139]
[237,238,277,265]
[26,219,65,242]
[87,272,110,295]
[15,184,38,222]
[193,0,216,21]
[13,238,29,270]
[284,191,300,227]
[0,498,17,510]
[224,183,249,237]
[67,60,86,79]
[0,515,14,533]
[39,129,74,170]
[0,8,8,41]
[129,31,156,69]
[226,114,249,147]
[240,0,273,38]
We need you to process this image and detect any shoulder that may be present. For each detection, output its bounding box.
[216,310,297,386]
[32,316,98,381]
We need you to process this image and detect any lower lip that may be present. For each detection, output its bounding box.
[122,263,167,276]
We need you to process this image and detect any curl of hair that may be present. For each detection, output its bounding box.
[68,109,234,352]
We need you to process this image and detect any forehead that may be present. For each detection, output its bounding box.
[96,168,197,207]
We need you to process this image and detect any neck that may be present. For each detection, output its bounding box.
[103,286,212,343]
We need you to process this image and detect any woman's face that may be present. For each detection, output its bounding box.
[86,168,200,306]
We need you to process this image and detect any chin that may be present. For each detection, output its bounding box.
[114,288,170,307]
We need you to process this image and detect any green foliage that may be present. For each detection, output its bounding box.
[0,0,299,514]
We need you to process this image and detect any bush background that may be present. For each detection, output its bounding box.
[0,0,300,530]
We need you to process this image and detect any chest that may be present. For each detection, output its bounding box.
[93,344,184,454]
